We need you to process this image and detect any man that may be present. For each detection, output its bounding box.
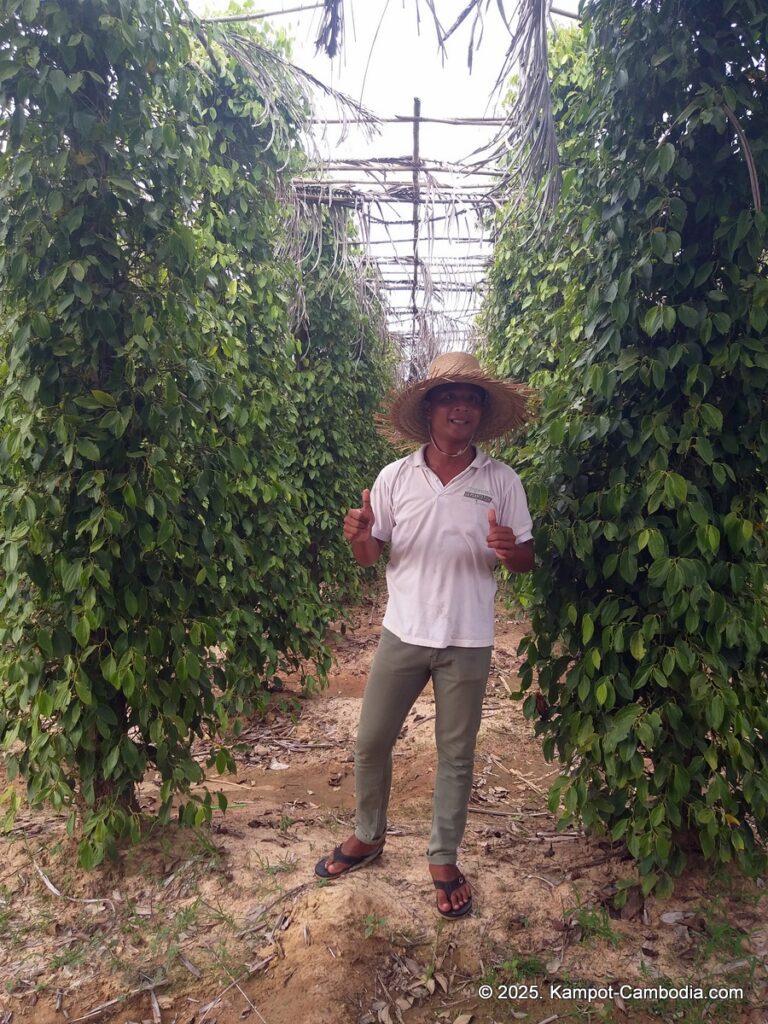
[315,351,534,918]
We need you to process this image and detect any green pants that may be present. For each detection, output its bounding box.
[354,626,492,865]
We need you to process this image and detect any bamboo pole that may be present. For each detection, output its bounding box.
[292,189,498,203]
[375,282,485,291]
[411,97,421,355]
[312,160,503,176]
[309,116,508,126]
[197,4,325,24]
[550,6,580,20]
[363,237,491,245]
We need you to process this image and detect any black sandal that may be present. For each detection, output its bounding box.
[314,842,384,879]
[433,873,473,918]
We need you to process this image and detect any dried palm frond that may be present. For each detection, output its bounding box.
[497,0,560,214]
[315,0,345,58]
[208,29,380,146]
[423,0,562,224]
[206,25,385,273]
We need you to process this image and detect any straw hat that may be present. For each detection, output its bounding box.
[381,351,534,445]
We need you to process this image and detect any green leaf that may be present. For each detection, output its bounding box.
[657,143,676,175]
[49,68,68,96]
[619,549,638,584]
[51,265,68,288]
[62,560,83,593]
[582,614,594,644]
[73,280,92,304]
[668,473,687,504]
[103,744,121,778]
[630,631,646,661]
[651,47,673,66]
[695,437,714,464]
[641,872,659,897]
[707,694,725,731]
[548,419,565,444]
[76,439,100,461]
[712,312,731,335]
[612,298,629,327]
[661,306,676,331]
[700,404,723,430]
[611,818,629,840]
[651,230,667,258]
[678,304,699,327]
[749,306,767,333]
[91,390,116,407]
[75,618,90,646]
[149,627,163,657]
[641,306,663,337]
[75,674,92,705]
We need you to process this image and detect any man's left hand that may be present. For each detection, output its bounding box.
[486,508,518,559]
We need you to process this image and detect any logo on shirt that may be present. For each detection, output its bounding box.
[463,489,493,504]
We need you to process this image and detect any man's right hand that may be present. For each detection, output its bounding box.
[344,488,376,544]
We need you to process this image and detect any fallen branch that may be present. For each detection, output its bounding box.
[198,957,275,1021]
[232,979,268,1024]
[525,873,560,889]
[69,980,170,1023]
[32,860,116,913]
[410,707,507,728]
[467,806,526,818]
[150,988,161,1024]
[489,754,547,797]
[260,879,319,917]
[271,739,341,750]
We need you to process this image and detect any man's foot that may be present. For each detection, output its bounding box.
[314,835,384,878]
[429,864,473,918]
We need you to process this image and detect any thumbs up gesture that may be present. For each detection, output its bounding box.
[486,507,518,560]
[344,488,376,544]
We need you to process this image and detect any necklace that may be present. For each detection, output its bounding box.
[428,429,474,458]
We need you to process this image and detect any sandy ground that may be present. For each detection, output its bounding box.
[1,596,767,1024]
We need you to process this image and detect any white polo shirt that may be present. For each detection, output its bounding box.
[370,445,533,649]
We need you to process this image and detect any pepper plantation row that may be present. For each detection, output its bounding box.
[487,0,768,897]
[0,0,392,866]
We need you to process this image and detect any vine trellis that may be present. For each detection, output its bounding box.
[193,0,580,377]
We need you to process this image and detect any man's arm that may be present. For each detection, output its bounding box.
[350,536,385,567]
[486,509,534,573]
[343,488,384,566]
[498,538,534,574]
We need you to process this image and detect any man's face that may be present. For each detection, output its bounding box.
[424,383,485,444]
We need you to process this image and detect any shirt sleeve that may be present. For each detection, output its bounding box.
[370,465,394,544]
[497,469,533,544]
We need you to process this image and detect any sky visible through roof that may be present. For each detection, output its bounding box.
[192,1,581,364]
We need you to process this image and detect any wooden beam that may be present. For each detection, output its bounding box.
[411,97,421,350]
[197,5,325,24]
[550,5,580,20]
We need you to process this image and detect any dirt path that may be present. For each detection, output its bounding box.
[0,599,766,1024]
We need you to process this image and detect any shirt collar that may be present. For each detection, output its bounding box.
[410,444,488,468]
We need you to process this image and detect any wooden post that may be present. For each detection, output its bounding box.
[411,97,421,369]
